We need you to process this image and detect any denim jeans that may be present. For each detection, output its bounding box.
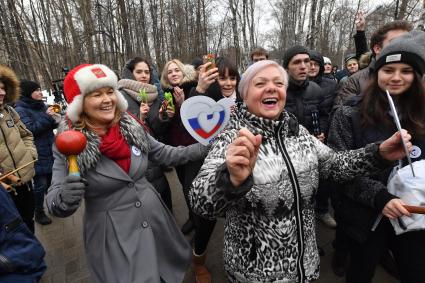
[32,173,52,211]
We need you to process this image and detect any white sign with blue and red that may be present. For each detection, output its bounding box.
[180,96,233,145]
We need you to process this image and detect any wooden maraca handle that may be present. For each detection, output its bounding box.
[68,155,80,176]
[403,205,425,214]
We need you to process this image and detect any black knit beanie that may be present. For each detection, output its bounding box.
[20,80,41,98]
[375,30,425,76]
[191,57,203,70]
[309,50,324,76]
[282,45,309,68]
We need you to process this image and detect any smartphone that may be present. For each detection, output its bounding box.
[203,54,216,71]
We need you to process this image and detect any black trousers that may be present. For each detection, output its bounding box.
[176,160,217,255]
[347,218,425,283]
[9,182,35,233]
[315,179,333,215]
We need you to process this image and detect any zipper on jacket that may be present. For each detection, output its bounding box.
[275,124,306,283]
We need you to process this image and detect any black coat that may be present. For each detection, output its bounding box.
[285,79,329,135]
[163,81,198,147]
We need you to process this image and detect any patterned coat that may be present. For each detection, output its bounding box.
[190,105,389,282]
[46,113,206,283]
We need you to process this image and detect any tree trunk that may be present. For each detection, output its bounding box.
[117,0,133,58]
[229,0,240,68]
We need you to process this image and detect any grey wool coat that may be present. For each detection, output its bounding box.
[46,113,206,283]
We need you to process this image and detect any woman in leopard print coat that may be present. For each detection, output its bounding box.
[190,60,412,282]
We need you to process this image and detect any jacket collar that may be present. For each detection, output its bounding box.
[231,104,299,139]
[288,77,308,91]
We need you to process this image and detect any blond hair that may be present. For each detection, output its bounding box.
[160,59,194,89]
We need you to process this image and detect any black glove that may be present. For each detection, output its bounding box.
[59,175,87,209]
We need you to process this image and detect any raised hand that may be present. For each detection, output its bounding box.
[355,10,366,31]
[196,62,219,93]
[158,101,175,120]
[139,103,150,121]
[379,129,412,161]
[226,128,262,187]
[173,86,185,107]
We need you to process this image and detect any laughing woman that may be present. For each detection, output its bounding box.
[46,64,206,283]
[190,60,413,282]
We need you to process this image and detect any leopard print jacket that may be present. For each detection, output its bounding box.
[190,104,387,282]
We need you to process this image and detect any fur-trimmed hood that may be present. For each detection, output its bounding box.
[161,64,197,89]
[57,113,150,174]
[0,64,20,105]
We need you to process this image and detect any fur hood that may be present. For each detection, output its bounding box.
[161,64,197,89]
[0,64,20,105]
[57,113,150,174]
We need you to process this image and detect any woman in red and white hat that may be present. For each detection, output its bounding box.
[46,64,207,283]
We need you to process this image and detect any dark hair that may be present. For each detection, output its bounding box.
[216,57,240,83]
[360,71,425,136]
[250,47,269,61]
[127,57,153,83]
[207,57,241,99]
[370,21,413,56]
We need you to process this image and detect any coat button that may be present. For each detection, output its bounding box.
[128,182,134,188]
[142,221,149,228]
[135,201,141,208]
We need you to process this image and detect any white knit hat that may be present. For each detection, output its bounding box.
[323,57,332,65]
[63,64,128,122]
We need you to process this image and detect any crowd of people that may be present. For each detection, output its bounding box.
[0,12,425,283]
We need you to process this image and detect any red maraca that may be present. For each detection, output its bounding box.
[55,130,87,176]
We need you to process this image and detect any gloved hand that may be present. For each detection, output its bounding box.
[59,175,87,209]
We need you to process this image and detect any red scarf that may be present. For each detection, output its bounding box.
[99,124,131,173]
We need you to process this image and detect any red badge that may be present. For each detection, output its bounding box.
[91,68,107,78]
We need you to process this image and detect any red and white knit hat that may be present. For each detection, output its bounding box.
[63,64,128,122]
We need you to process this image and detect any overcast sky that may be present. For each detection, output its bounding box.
[211,0,393,49]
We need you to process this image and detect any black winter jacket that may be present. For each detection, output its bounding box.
[285,78,329,135]
[14,97,57,175]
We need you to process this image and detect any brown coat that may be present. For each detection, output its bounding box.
[333,66,371,109]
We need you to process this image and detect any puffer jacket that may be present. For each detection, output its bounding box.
[285,78,329,134]
[0,65,37,183]
[15,96,57,175]
[190,104,391,282]
[309,51,337,116]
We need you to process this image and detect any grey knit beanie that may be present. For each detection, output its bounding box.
[375,30,425,76]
